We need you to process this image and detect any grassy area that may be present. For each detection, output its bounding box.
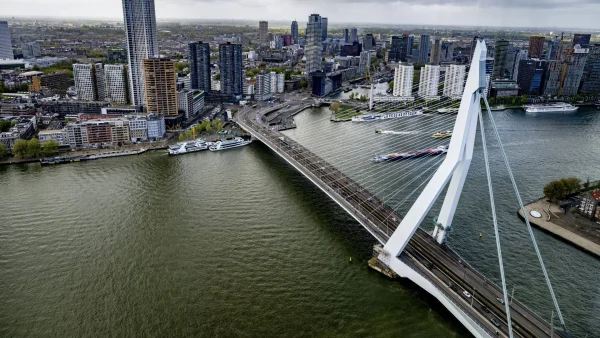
[333,106,364,120]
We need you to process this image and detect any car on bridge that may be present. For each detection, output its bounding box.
[490,317,501,328]
[462,291,471,298]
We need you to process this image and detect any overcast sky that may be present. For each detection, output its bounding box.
[3,0,600,30]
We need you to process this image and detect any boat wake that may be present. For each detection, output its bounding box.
[376,130,420,135]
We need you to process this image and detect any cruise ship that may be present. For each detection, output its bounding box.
[372,145,448,163]
[209,137,252,152]
[168,140,210,156]
[524,102,578,113]
[352,110,423,122]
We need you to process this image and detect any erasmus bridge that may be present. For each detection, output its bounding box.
[234,40,568,338]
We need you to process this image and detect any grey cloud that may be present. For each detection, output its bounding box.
[284,0,599,9]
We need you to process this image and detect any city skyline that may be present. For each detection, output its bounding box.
[2,1,600,29]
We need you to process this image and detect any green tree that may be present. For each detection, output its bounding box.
[42,139,59,156]
[284,71,292,81]
[217,122,223,132]
[10,120,18,128]
[214,73,221,80]
[211,119,220,128]
[349,92,355,100]
[0,119,10,132]
[205,123,212,133]
[543,180,566,201]
[185,129,193,140]
[195,122,203,134]
[388,81,394,90]
[178,133,184,142]
[0,143,6,158]
[330,102,341,113]
[299,78,308,88]
[561,177,581,195]
[26,138,41,157]
[13,139,27,158]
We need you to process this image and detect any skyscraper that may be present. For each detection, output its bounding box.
[389,35,409,62]
[392,64,414,99]
[122,0,159,106]
[492,39,510,79]
[259,21,269,44]
[443,64,466,100]
[517,60,547,96]
[0,21,13,60]
[408,36,414,56]
[419,65,440,100]
[430,37,442,65]
[73,63,106,101]
[572,33,591,48]
[441,42,454,62]
[142,57,178,117]
[189,41,211,92]
[219,42,243,98]
[104,64,129,104]
[528,36,545,59]
[321,17,328,41]
[418,35,430,64]
[544,41,588,96]
[359,51,371,75]
[363,34,376,51]
[291,21,299,45]
[343,29,349,44]
[350,28,358,43]
[305,14,323,74]
[581,44,600,94]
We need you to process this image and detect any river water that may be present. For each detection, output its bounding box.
[0,106,599,337]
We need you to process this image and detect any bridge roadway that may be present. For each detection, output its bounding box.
[235,107,558,338]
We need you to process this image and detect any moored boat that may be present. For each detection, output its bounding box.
[523,102,578,113]
[209,137,251,152]
[168,140,210,156]
[352,110,423,122]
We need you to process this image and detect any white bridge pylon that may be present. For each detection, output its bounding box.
[383,40,488,257]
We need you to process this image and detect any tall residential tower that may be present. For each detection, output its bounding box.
[305,14,323,74]
[0,21,13,59]
[219,42,243,98]
[122,0,159,106]
[189,41,211,92]
[291,21,299,44]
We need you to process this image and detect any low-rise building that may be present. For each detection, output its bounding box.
[490,80,520,98]
[579,190,600,219]
[177,89,205,120]
[38,129,68,146]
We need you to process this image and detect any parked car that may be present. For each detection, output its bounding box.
[463,291,472,298]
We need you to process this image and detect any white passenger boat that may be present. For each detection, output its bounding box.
[523,102,578,113]
[352,110,423,122]
[168,140,210,156]
[209,137,251,152]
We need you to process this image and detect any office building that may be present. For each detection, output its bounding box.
[282,34,292,46]
[189,41,211,92]
[492,39,510,79]
[389,35,409,62]
[29,72,72,93]
[259,21,269,43]
[363,34,376,51]
[544,42,588,96]
[73,63,106,101]
[104,64,129,104]
[573,33,591,48]
[490,80,520,98]
[581,44,600,94]
[528,36,545,59]
[270,72,284,94]
[0,21,13,59]
[517,59,548,96]
[271,35,283,50]
[343,29,350,43]
[443,65,466,100]
[392,64,414,100]
[350,28,358,43]
[430,37,442,65]
[510,49,528,81]
[122,0,159,106]
[255,72,272,101]
[418,35,430,64]
[142,57,178,116]
[219,42,243,98]
[545,37,560,60]
[340,42,362,57]
[441,42,454,63]
[291,21,299,44]
[22,42,41,59]
[359,51,371,75]
[177,89,205,119]
[419,65,440,100]
[321,17,328,41]
[305,14,323,74]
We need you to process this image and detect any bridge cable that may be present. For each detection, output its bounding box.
[482,95,566,330]
[478,96,514,338]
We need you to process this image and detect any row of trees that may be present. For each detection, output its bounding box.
[0,119,18,132]
[349,92,367,101]
[179,119,224,141]
[10,138,59,158]
[543,177,582,201]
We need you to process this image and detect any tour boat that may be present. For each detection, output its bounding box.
[432,131,453,139]
[209,137,251,152]
[168,140,209,156]
[352,110,423,122]
[523,102,578,113]
[372,145,448,163]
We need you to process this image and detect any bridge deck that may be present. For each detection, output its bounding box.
[236,107,558,338]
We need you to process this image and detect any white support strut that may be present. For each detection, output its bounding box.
[383,40,488,256]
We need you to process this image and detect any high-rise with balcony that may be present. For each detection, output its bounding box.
[219,42,243,98]
[392,64,414,100]
[122,0,159,106]
[443,65,466,100]
[418,65,440,100]
[189,41,211,92]
[528,36,545,59]
[492,39,510,79]
[73,63,106,101]
[291,21,299,44]
[259,21,269,44]
[418,35,430,64]
[104,64,129,104]
[142,57,178,117]
[305,14,323,74]
[0,21,13,60]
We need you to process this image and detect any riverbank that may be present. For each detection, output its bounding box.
[518,198,600,258]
